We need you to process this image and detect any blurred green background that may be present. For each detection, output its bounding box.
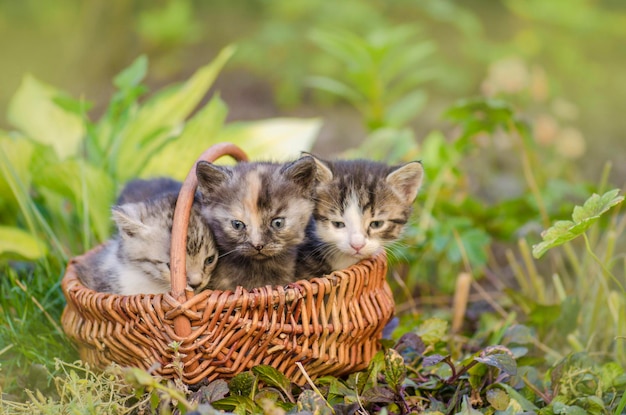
[1,0,625,181]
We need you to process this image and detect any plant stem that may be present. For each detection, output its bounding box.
[583,233,624,293]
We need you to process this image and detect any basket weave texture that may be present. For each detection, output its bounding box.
[60,143,395,385]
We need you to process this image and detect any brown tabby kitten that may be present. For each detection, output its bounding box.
[76,193,218,295]
[296,156,424,279]
[195,157,317,290]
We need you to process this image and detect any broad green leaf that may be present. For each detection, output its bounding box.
[497,383,539,411]
[251,365,291,396]
[34,159,115,242]
[7,75,84,160]
[383,349,406,392]
[0,226,47,260]
[141,96,228,180]
[532,189,624,258]
[115,45,235,181]
[417,318,448,345]
[217,117,321,161]
[474,353,517,376]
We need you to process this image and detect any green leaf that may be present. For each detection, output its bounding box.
[114,55,148,90]
[212,395,258,413]
[384,349,406,392]
[497,383,539,411]
[228,372,256,396]
[532,189,624,258]
[217,117,321,162]
[7,75,85,160]
[140,95,228,180]
[251,365,291,396]
[297,389,333,415]
[0,226,47,260]
[486,388,510,411]
[417,318,448,345]
[34,159,115,242]
[114,45,235,181]
[474,353,517,376]
[366,350,386,388]
[361,386,397,404]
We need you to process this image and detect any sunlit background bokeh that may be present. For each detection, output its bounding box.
[1,0,625,181]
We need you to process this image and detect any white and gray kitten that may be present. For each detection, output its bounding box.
[77,193,218,295]
[296,156,424,279]
[195,157,317,290]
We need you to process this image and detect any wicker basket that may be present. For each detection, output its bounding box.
[61,143,395,385]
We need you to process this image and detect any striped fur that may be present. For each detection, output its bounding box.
[296,157,424,279]
[76,193,217,295]
[195,157,317,290]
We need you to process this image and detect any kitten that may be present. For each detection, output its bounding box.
[195,157,317,290]
[76,193,218,295]
[116,177,182,205]
[296,157,424,279]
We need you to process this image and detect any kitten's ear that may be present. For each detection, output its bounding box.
[386,161,424,204]
[281,155,318,190]
[307,155,333,184]
[196,161,230,194]
[112,204,148,238]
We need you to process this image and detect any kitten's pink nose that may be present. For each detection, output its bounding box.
[350,234,366,253]
[350,241,365,253]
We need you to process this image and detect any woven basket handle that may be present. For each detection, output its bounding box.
[170,143,248,336]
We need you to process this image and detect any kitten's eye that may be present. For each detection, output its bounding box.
[166,262,170,269]
[271,217,286,229]
[204,254,216,266]
[369,220,384,229]
[231,220,246,230]
[331,221,345,229]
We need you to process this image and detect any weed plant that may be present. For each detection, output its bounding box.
[1,38,626,415]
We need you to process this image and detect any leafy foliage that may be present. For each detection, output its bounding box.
[2,5,626,414]
[532,189,624,258]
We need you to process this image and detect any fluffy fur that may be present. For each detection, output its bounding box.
[116,177,182,204]
[195,157,317,290]
[296,157,424,279]
[77,193,218,295]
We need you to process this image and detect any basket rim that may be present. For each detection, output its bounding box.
[64,246,387,308]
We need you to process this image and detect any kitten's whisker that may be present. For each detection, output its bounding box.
[218,249,238,259]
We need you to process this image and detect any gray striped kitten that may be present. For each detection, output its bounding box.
[195,157,317,290]
[77,193,218,295]
[296,157,424,279]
